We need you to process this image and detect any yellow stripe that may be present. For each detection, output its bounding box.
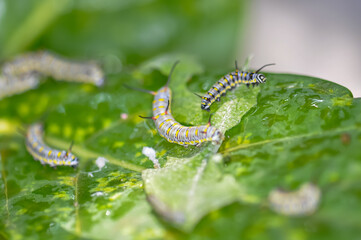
[229,75,233,80]
[48,151,52,156]
[195,129,198,136]
[209,92,213,97]
[186,129,189,138]
[153,98,165,104]
[213,87,218,92]
[167,127,171,135]
[176,129,180,138]
[219,82,224,87]
[57,152,62,157]
[39,147,44,153]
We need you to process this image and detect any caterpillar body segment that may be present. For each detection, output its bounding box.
[25,123,78,168]
[2,51,104,86]
[133,61,224,147]
[0,73,39,99]
[201,62,275,111]
[268,183,321,216]
[152,87,223,147]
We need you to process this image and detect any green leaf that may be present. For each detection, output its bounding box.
[1,52,361,239]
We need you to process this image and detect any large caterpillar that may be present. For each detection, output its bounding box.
[25,123,79,168]
[198,62,275,111]
[125,62,224,147]
[268,183,321,216]
[0,73,40,99]
[2,51,104,86]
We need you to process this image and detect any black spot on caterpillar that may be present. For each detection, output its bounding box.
[25,123,79,168]
[2,51,104,86]
[124,61,224,147]
[268,183,321,216]
[197,61,275,111]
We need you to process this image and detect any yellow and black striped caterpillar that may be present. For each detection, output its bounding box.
[25,123,79,168]
[198,62,275,111]
[125,62,224,147]
[2,51,104,87]
[268,183,321,216]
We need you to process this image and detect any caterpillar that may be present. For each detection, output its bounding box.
[125,61,224,147]
[0,73,40,99]
[25,123,79,168]
[197,61,275,111]
[268,183,321,216]
[2,51,104,86]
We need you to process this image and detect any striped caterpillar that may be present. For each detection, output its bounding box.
[25,123,79,168]
[2,51,104,87]
[268,183,321,216]
[197,61,275,111]
[0,73,40,99]
[125,61,224,147]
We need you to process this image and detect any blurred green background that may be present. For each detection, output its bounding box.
[0,0,244,71]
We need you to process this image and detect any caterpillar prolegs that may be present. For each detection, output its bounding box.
[198,61,275,111]
[125,62,224,147]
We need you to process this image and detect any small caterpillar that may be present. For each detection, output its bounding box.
[125,61,224,147]
[2,51,104,86]
[197,61,275,111]
[268,183,321,216]
[25,123,79,168]
[0,73,40,99]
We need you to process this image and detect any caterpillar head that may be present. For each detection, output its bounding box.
[84,64,105,86]
[65,152,79,168]
[211,128,224,145]
[256,73,266,83]
[201,98,211,111]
